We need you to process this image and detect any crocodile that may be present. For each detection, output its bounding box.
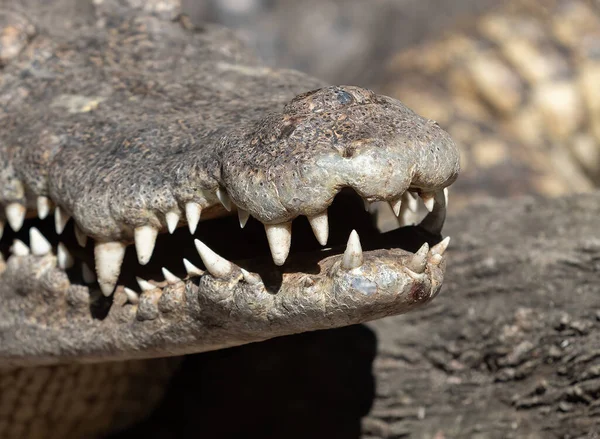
[0,0,459,437]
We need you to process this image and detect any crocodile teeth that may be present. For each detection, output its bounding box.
[94,241,126,296]
[398,192,419,227]
[216,188,232,211]
[430,253,443,265]
[81,262,96,284]
[136,277,156,292]
[123,287,140,304]
[238,208,249,228]
[6,202,26,232]
[134,225,158,265]
[161,267,181,284]
[30,227,52,256]
[11,239,30,256]
[431,236,450,256]
[36,196,51,219]
[240,268,262,285]
[185,202,201,234]
[54,206,71,234]
[342,230,363,270]
[265,222,292,266]
[183,258,204,277]
[363,200,371,212]
[308,211,329,246]
[443,187,449,207]
[74,224,88,247]
[390,196,402,216]
[165,211,180,234]
[57,243,74,269]
[407,242,429,274]
[421,193,435,212]
[195,239,233,278]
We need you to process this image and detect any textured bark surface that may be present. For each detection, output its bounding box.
[115,192,600,439]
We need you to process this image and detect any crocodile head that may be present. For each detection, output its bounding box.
[0,3,459,366]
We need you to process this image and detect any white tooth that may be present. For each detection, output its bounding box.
[240,268,261,285]
[94,241,126,296]
[342,230,363,270]
[406,192,419,212]
[185,202,202,234]
[183,258,204,277]
[407,243,429,274]
[36,196,51,220]
[238,208,249,228]
[136,277,156,292]
[30,227,52,256]
[134,225,158,265]
[390,197,402,217]
[216,188,232,211]
[123,287,140,304]
[81,262,96,284]
[443,187,449,207]
[430,253,443,265]
[54,206,71,234]
[404,267,426,280]
[6,203,26,232]
[264,222,292,266]
[363,200,371,212]
[421,193,435,212]
[194,239,233,278]
[74,224,88,247]
[431,236,450,256]
[161,267,181,284]
[11,239,30,256]
[308,211,329,246]
[57,242,74,269]
[165,211,180,234]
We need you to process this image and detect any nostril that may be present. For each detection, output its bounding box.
[342,146,356,158]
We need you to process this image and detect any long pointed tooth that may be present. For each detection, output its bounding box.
[363,199,371,212]
[54,206,71,234]
[421,193,435,212]
[342,230,363,270]
[443,187,449,207]
[406,192,419,212]
[123,287,140,304]
[308,211,329,246]
[81,262,96,284]
[94,241,126,296]
[11,239,30,256]
[74,224,88,247]
[161,267,181,284]
[407,242,429,274]
[390,197,402,217]
[165,211,180,234]
[216,188,232,211]
[264,222,292,266]
[240,268,261,285]
[194,239,233,278]
[57,243,74,269]
[134,225,158,265]
[431,236,450,256]
[136,277,156,292]
[430,253,443,265]
[30,227,52,256]
[238,208,250,228]
[183,258,204,277]
[6,203,26,232]
[37,196,51,220]
[185,202,201,234]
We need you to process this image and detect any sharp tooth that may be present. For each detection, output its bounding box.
[165,211,180,234]
[6,203,26,231]
[134,225,158,265]
[81,262,96,284]
[94,241,126,296]
[216,188,232,211]
[342,229,363,270]
[407,242,429,273]
[431,236,450,256]
[264,222,292,266]
[74,224,88,247]
[240,268,261,285]
[57,243,74,269]
[161,267,181,284]
[183,258,204,277]
[36,196,51,219]
[430,254,443,265]
[194,239,233,278]
[185,202,201,234]
[406,192,418,212]
[443,187,449,207]
[30,227,52,256]
[54,206,71,234]
[363,200,371,212]
[123,287,140,304]
[308,211,329,246]
[136,277,156,292]
[238,208,249,228]
[11,239,30,256]
[390,197,402,217]
[420,193,435,212]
